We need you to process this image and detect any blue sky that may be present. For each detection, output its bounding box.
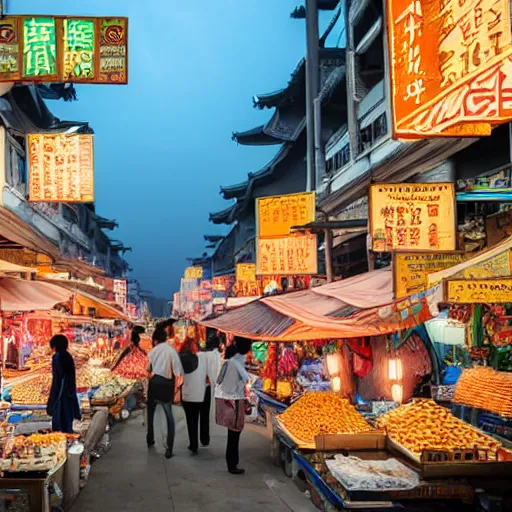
[16,1,340,299]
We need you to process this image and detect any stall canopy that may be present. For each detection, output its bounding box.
[0,277,127,319]
[201,268,435,341]
[0,259,37,274]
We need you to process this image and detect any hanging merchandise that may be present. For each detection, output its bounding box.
[277,346,299,399]
[251,342,267,364]
[347,338,373,378]
[262,343,278,392]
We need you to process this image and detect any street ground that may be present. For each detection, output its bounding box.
[71,406,316,512]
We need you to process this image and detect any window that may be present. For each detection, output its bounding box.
[358,125,372,153]
[373,113,387,141]
[357,113,388,154]
[325,144,351,175]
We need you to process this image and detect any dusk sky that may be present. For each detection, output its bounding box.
[17,1,339,299]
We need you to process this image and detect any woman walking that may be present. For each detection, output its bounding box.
[215,337,252,475]
[47,335,81,434]
[147,326,183,459]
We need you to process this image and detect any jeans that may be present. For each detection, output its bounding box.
[226,428,241,470]
[147,378,175,453]
[200,385,211,446]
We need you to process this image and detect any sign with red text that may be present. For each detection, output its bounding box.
[28,133,94,203]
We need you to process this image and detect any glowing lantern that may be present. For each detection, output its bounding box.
[391,384,403,404]
[97,337,105,348]
[388,358,403,381]
[326,353,342,393]
[331,376,341,393]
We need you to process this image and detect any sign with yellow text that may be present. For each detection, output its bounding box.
[256,234,318,275]
[236,263,256,283]
[387,0,512,138]
[370,183,456,252]
[184,266,203,279]
[256,192,315,238]
[462,251,511,279]
[446,279,512,303]
[0,16,128,84]
[394,252,466,298]
[28,134,94,203]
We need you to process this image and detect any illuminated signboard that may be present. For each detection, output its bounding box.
[0,16,127,83]
[113,279,127,310]
[28,133,94,203]
[394,252,466,298]
[369,183,456,252]
[236,263,256,283]
[256,192,315,238]
[388,0,512,138]
[184,266,203,279]
[446,278,512,303]
[256,234,318,275]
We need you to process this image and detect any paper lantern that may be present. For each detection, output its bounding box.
[388,358,403,381]
[391,383,403,404]
[331,376,341,393]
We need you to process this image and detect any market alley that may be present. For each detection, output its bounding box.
[71,407,315,512]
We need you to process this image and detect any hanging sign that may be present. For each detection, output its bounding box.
[184,266,203,279]
[0,16,128,83]
[387,0,512,139]
[256,192,315,238]
[113,279,127,310]
[369,183,456,252]
[446,278,512,303]
[256,233,318,275]
[28,133,94,203]
[394,252,466,298]
[236,263,256,283]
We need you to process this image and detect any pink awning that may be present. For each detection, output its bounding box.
[0,278,72,312]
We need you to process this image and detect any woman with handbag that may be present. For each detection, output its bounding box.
[147,327,183,459]
[47,335,81,434]
[215,337,252,475]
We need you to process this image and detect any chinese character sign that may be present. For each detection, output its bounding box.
[0,16,128,83]
[257,192,315,238]
[256,234,318,275]
[394,252,466,298]
[236,264,256,283]
[446,278,512,303]
[184,266,203,279]
[369,183,456,252]
[388,0,512,138]
[113,279,127,310]
[28,133,94,203]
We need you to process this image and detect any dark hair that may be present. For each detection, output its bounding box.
[50,334,69,352]
[131,331,141,346]
[224,344,238,360]
[204,334,220,352]
[152,327,167,345]
[234,337,252,355]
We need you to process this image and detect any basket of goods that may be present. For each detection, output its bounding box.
[377,399,512,477]
[112,349,150,380]
[276,347,299,400]
[262,344,278,393]
[454,367,512,418]
[277,392,373,448]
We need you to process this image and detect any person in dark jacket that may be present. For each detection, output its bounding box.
[47,335,81,433]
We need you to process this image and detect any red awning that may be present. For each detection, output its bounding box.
[0,278,71,312]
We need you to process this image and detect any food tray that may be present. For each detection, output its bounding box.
[386,436,512,479]
[91,384,134,406]
[273,416,315,450]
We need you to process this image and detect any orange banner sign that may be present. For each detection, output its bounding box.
[370,183,456,252]
[28,133,94,203]
[387,0,512,138]
[256,234,318,275]
[236,263,256,283]
[256,192,315,238]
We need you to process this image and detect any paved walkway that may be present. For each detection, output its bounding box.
[72,406,316,512]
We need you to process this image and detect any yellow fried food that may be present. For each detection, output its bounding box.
[377,399,501,457]
[11,374,52,405]
[279,392,373,444]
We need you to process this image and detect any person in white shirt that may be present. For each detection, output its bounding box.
[147,326,183,459]
[179,336,219,454]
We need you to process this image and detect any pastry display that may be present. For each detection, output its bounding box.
[10,374,52,405]
[278,392,373,444]
[454,367,512,418]
[377,399,503,458]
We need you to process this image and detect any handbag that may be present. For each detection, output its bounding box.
[215,398,245,432]
[149,374,175,404]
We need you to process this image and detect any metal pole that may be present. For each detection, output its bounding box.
[344,0,358,161]
[305,0,319,192]
[314,96,326,188]
[324,228,334,283]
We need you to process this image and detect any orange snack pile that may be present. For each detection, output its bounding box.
[11,374,51,405]
[377,399,500,458]
[454,367,512,418]
[279,392,373,444]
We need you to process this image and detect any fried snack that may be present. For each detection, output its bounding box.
[454,367,512,418]
[11,374,52,405]
[377,399,501,458]
[279,392,373,444]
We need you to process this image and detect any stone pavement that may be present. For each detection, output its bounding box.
[71,406,316,512]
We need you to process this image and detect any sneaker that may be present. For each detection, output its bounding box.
[165,449,173,459]
[147,439,155,448]
[228,468,245,475]
[188,446,198,456]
